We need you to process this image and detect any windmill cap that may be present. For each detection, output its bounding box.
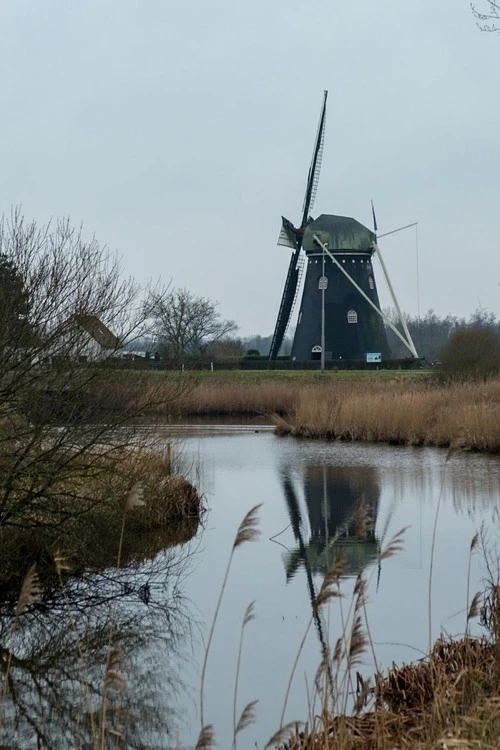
[303,214,376,254]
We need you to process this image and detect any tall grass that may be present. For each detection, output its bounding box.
[278,378,500,452]
[130,372,500,454]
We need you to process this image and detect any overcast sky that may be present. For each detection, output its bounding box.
[1,0,499,336]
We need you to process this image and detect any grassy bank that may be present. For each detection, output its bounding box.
[33,367,425,419]
[131,369,500,454]
[0,446,203,596]
[145,369,427,417]
[273,378,500,453]
[280,635,500,749]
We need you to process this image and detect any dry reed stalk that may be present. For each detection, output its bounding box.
[340,582,369,716]
[265,721,304,749]
[280,559,345,734]
[465,532,480,636]
[0,563,43,730]
[232,601,256,750]
[195,724,215,749]
[234,700,258,741]
[279,619,313,733]
[199,505,261,730]
[429,463,447,654]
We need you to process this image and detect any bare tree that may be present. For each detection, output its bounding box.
[0,210,190,530]
[472,0,500,30]
[146,286,238,359]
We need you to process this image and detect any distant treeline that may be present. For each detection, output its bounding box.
[385,309,500,362]
[126,310,500,363]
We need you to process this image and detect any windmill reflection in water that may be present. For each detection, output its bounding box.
[278,463,381,660]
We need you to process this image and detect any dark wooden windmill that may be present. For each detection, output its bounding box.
[269,91,418,362]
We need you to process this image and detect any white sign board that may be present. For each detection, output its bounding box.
[366,352,382,363]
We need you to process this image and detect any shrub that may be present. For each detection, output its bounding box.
[438,327,500,381]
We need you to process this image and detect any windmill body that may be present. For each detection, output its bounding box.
[291,214,390,361]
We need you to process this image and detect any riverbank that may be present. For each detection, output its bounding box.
[154,369,427,417]
[281,635,500,749]
[272,378,500,453]
[0,447,203,595]
[45,368,500,452]
[141,371,500,453]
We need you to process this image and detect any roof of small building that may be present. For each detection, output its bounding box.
[303,214,376,254]
[71,314,121,349]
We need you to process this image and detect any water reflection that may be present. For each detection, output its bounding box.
[282,464,380,580]
[0,547,195,749]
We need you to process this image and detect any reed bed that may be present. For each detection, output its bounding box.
[134,372,500,453]
[176,380,300,415]
[275,378,500,453]
[281,635,500,749]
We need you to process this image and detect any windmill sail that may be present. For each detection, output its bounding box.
[268,252,301,359]
[277,216,299,249]
[301,90,327,226]
[269,91,328,360]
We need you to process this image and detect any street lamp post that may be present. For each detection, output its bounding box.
[320,242,326,371]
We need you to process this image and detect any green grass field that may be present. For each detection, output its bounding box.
[141,367,430,383]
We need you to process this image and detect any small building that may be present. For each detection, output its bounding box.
[52,314,122,362]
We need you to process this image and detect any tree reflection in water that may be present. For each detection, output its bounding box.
[0,544,196,749]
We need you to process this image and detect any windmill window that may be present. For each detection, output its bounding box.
[347,310,358,324]
[368,277,374,289]
[342,259,346,264]
[312,345,322,353]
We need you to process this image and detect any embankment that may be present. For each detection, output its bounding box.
[41,369,500,453]
[162,371,500,453]
[276,377,500,453]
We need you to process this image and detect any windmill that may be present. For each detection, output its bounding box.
[269,91,418,362]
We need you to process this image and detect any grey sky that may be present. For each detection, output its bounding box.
[1,0,499,336]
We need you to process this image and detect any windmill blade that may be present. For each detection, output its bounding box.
[269,249,301,359]
[280,468,332,676]
[270,91,327,360]
[371,199,378,233]
[300,90,328,227]
[277,216,299,249]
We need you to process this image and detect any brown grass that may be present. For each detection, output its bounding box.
[0,447,203,594]
[124,373,500,453]
[269,536,500,750]
[260,505,500,750]
[279,635,500,749]
[176,380,300,415]
[276,378,500,453]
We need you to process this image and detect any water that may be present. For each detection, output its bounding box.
[3,421,500,749]
[174,423,500,748]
